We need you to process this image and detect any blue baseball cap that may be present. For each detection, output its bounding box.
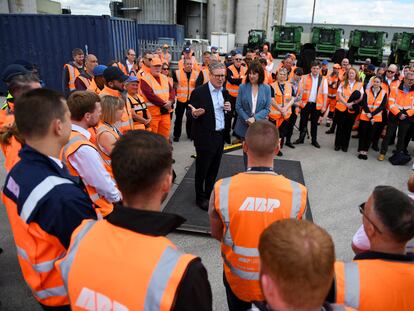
[125,75,138,83]
[183,47,191,53]
[2,64,29,82]
[93,65,107,77]
[322,60,329,65]
[211,46,218,51]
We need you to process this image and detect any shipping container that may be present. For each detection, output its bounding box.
[210,32,235,54]
[136,24,184,44]
[0,14,137,94]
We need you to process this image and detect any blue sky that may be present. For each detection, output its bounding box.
[60,0,414,27]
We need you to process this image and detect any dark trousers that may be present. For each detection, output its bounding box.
[358,120,381,152]
[371,110,388,147]
[299,102,320,142]
[380,115,411,155]
[229,95,238,132]
[404,122,414,151]
[223,273,251,311]
[195,132,224,201]
[285,107,298,143]
[173,100,192,138]
[334,109,356,150]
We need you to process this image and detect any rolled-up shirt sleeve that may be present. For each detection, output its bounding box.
[68,145,121,203]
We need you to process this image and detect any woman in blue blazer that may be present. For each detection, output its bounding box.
[234,60,272,167]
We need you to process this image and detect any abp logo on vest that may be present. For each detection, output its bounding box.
[239,197,281,212]
[76,287,128,311]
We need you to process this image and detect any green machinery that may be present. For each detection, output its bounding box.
[311,26,344,58]
[347,30,387,66]
[243,29,267,55]
[271,25,303,57]
[389,32,414,66]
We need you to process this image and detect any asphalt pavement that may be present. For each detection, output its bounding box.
[0,77,411,310]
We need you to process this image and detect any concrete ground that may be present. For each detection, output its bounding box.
[0,68,411,310]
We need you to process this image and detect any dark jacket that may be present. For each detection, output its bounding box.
[189,83,232,149]
[106,205,213,311]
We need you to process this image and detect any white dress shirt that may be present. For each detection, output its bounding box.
[208,81,225,131]
[49,156,63,169]
[126,60,134,74]
[68,124,121,203]
[308,74,328,103]
[251,90,258,115]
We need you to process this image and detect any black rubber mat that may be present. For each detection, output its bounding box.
[164,154,312,234]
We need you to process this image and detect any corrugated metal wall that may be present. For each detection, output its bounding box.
[123,0,175,24]
[136,24,184,44]
[0,14,139,93]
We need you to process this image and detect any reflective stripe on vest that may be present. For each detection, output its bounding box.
[35,286,67,300]
[342,262,360,309]
[226,65,246,97]
[65,64,80,91]
[336,82,362,112]
[218,173,305,281]
[361,89,386,122]
[20,176,73,223]
[202,68,210,84]
[175,69,198,102]
[270,82,293,120]
[301,74,325,109]
[17,245,65,273]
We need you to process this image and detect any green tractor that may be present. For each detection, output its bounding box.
[311,26,344,58]
[243,29,267,55]
[271,25,303,57]
[389,32,414,66]
[347,30,387,66]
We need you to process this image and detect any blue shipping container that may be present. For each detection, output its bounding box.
[0,14,137,93]
[136,24,184,44]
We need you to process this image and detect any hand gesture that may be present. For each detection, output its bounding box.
[224,101,231,112]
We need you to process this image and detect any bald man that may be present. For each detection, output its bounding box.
[75,54,99,92]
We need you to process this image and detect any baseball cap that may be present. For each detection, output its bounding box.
[125,76,138,84]
[367,64,376,71]
[151,58,162,66]
[103,66,128,82]
[333,63,341,69]
[211,46,218,51]
[2,64,30,83]
[93,65,107,77]
[183,47,191,53]
[322,60,329,65]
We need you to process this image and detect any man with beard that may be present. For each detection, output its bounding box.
[62,91,121,217]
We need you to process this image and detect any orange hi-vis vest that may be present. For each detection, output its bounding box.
[388,87,414,117]
[62,131,113,217]
[328,75,339,112]
[140,73,170,116]
[300,74,327,110]
[226,65,247,98]
[338,68,347,81]
[336,81,363,113]
[269,82,293,124]
[57,219,196,311]
[99,87,133,134]
[382,79,400,96]
[127,93,148,130]
[77,75,100,94]
[360,88,386,122]
[2,181,69,307]
[214,171,307,302]
[178,56,200,71]
[175,69,199,103]
[334,259,414,311]
[95,122,120,177]
[201,66,210,84]
[264,70,273,85]
[1,135,22,172]
[115,62,127,75]
[64,63,81,91]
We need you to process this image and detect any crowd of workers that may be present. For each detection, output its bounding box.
[0,41,413,311]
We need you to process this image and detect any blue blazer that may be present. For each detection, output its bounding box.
[234,83,272,138]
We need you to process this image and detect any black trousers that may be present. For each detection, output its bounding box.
[298,102,320,141]
[404,122,414,151]
[371,110,388,147]
[223,273,251,311]
[195,132,224,201]
[173,100,192,138]
[334,109,356,150]
[358,120,381,152]
[229,95,238,131]
[285,107,298,142]
[380,115,411,155]
[40,304,71,311]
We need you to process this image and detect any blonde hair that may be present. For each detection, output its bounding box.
[100,96,124,124]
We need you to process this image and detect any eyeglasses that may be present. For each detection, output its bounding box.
[359,202,383,234]
[162,67,169,70]
[234,58,242,61]
[213,74,226,79]
[145,57,152,61]
[387,70,396,74]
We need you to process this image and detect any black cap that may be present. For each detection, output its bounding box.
[2,64,30,83]
[103,66,128,83]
